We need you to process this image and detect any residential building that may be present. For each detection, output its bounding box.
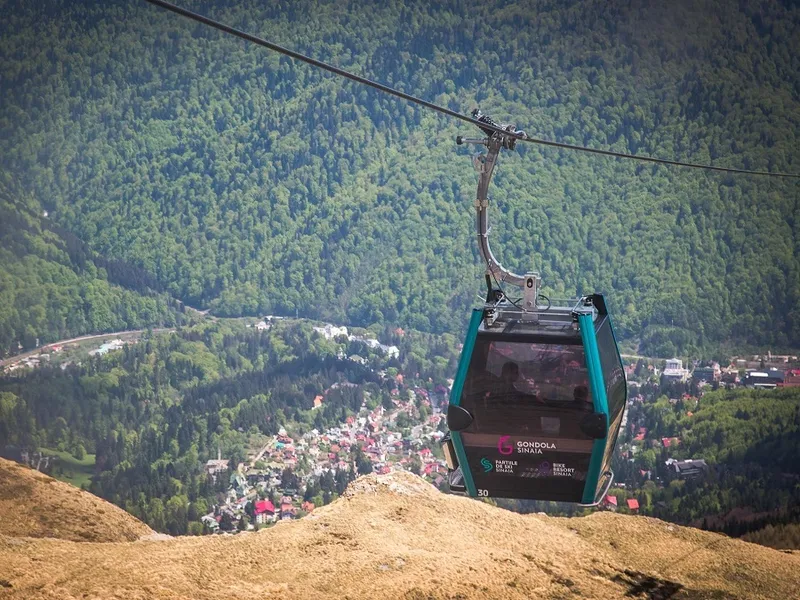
[743,370,785,389]
[313,324,348,340]
[692,365,720,383]
[662,358,689,382]
[666,458,708,479]
[603,495,618,510]
[782,370,800,387]
[254,500,276,524]
[205,452,229,480]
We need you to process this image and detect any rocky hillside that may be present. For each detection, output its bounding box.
[0,464,798,599]
[0,458,153,543]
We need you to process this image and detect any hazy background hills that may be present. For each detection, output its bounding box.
[1,0,799,357]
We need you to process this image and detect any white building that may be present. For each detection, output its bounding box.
[314,324,349,340]
[205,448,229,480]
[662,358,689,382]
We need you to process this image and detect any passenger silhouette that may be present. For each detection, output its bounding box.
[572,384,592,410]
[498,362,519,397]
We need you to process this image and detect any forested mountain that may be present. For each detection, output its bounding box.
[1,0,799,355]
[0,177,184,353]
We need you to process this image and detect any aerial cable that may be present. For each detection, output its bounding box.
[143,0,800,180]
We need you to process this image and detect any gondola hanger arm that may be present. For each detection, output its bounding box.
[459,110,542,313]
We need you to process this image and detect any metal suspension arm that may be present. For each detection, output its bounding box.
[458,110,542,310]
[473,134,526,287]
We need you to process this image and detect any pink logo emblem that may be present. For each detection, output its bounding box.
[498,435,514,455]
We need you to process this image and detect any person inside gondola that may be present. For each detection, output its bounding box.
[495,361,520,402]
[571,384,592,411]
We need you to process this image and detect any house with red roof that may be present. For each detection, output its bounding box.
[783,369,800,387]
[661,437,680,448]
[603,495,618,510]
[254,500,276,524]
[626,498,640,512]
[301,501,315,513]
[423,463,442,477]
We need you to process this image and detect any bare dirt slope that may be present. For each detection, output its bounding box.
[0,457,153,543]
[1,469,798,599]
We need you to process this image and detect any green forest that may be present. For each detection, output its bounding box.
[611,384,800,550]
[0,0,798,357]
[0,179,185,351]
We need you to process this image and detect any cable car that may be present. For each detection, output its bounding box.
[442,111,627,505]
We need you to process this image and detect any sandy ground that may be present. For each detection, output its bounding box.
[0,464,798,599]
[0,458,153,543]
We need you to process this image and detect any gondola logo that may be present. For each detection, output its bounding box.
[498,435,514,455]
[480,457,493,472]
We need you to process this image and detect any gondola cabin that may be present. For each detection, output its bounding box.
[443,294,627,504]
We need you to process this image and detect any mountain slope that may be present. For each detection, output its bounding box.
[0,467,796,599]
[0,180,185,355]
[1,0,798,354]
[0,458,153,542]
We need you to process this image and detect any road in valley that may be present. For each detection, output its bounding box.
[0,328,176,368]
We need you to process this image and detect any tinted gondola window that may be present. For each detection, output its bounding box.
[460,336,594,436]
